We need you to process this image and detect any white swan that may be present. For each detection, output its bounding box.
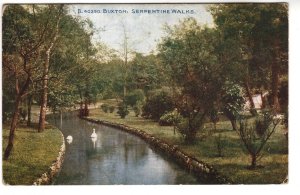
[90,128,97,138]
[66,135,73,144]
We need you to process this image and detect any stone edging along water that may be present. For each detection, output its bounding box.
[33,131,65,185]
[83,117,232,184]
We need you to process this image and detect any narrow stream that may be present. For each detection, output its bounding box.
[48,112,202,185]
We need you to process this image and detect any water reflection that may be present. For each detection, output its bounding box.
[91,137,97,149]
[48,112,201,185]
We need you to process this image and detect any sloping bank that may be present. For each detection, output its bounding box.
[33,130,65,185]
[2,124,65,185]
[83,117,231,184]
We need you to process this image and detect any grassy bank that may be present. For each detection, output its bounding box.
[88,105,288,184]
[2,122,62,185]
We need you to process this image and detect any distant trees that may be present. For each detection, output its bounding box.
[128,53,165,92]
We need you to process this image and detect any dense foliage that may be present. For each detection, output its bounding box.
[142,89,175,121]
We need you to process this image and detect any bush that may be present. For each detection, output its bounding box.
[159,112,174,126]
[109,105,115,113]
[101,104,109,113]
[142,90,174,121]
[133,101,143,117]
[125,89,145,107]
[117,102,129,119]
[222,82,245,130]
[238,110,281,168]
[159,110,182,126]
[176,113,205,143]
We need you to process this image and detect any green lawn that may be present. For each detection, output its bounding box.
[2,122,62,185]
[89,104,288,184]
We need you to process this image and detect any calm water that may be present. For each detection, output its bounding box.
[48,112,201,185]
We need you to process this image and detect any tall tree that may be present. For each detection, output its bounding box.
[38,5,64,132]
[159,18,224,143]
[48,13,97,118]
[2,5,50,159]
[120,23,130,100]
[210,3,288,113]
[128,53,165,92]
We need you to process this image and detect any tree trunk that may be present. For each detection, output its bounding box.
[185,130,197,144]
[123,83,127,100]
[4,70,31,160]
[38,11,62,132]
[230,119,237,131]
[79,101,83,117]
[244,80,257,116]
[271,58,280,113]
[84,99,89,116]
[38,50,50,132]
[213,122,217,132]
[122,23,128,100]
[4,95,21,160]
[27,94,32,127]
[271,37,282,113]
[250,154,257,169]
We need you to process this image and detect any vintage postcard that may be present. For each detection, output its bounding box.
[1,1,290,188]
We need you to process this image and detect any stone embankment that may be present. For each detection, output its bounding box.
[84,117,231,184]
[33,132,65,185]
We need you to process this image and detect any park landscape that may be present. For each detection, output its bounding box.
[2,3,288,185]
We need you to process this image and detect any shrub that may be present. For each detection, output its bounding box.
[109,105,115,113]
[125,89,145,107]
[159,110,182,126]
[117,102,129,119]
[133,101,143,117]
[101,104,109,113]
[176,113,205,143]
[142,90,174,121]
[238,110,281,168]
[159,112,174,126]
[222,82,245,130]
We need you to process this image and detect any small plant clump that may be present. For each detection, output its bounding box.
[109,105,115,113]
[117,102,129,119]
[101,104,109,113]
[159,110,182,126]
[133,101,143,117]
